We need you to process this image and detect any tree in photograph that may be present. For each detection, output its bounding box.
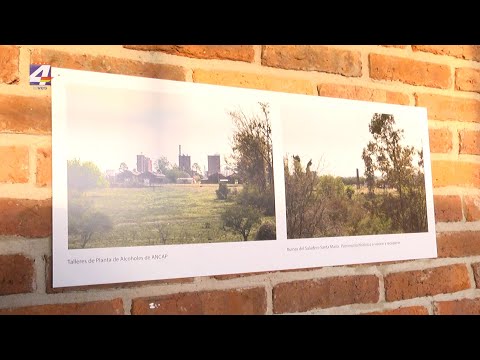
[255,221,276,240]
[216,182,230,200]
[221,205,262,241]
[155,156,170,174]
[119,162,128,172]
[361,113,427,232]
[192,163,202,176]
[68,159,108,193]
[228,102,276,217]
[68,201,113,249]
[229,102,274,192]
[284,155,327,238]
[155,223,170,244]
[401,148,428,232]
[165,165,190,183]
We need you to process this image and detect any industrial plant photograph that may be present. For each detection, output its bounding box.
[65,84,277,249]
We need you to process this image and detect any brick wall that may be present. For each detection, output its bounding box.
[1,45,480,315]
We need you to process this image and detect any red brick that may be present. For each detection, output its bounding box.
[431,160,480,188]
[0,198,51,238]
[262,45,362,77]
[412,45,480,62]
[366,306,429,315]
[32,49,185,81]
[429,128,453,153]
[369,54,451,89]
[0,46,19,84]
[415,93,480,123]
[273,275,379,314]
[459,130,480,155]
[0,95,51,134]
[464,195,480,221]
[0,298,124,315]
[437,232,480,257]
[317,83,409,105]
[384,264,470,301]
[473,263,480,288]
[456,68,480,94]
[435,298,480,315]
[44,255,193,294]
[0,254,35,295]
[0,146,29,183]
[131,288,267,315]
[193,69,313,95]
[124,45,254,62]
[36,147,51,187]
[434,195,462,222]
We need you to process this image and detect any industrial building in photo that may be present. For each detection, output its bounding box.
[208,154,221,176]
[109,145,236,187]
[136,154,152,173]
[178,145,191,175]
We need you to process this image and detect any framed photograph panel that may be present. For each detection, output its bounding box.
[52,68,437,287]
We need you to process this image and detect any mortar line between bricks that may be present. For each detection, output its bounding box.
[436,221,480,232]
[425,301,435,315]
[185,68,193,82]
[430,154,480,163]
[465,261,477,290]
[123,297,132,315]
[360,49,369,80]
[18,46,31,88]
[431,301,439,315]
[433,186,480,196]
[0,133,52,146]
[253,45,262,65]
[264,280,273,315]
[430,120,480,131]
[34,252,46,295]
[375,269,385,303]
[460,194,467,222]
[0,184,51,200]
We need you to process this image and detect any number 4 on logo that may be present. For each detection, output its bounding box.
[29,64,52,85]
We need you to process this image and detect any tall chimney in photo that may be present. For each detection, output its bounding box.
[179,145,181,156]
[356,168,360,190]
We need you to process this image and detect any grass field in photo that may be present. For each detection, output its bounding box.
[68,184,275,249]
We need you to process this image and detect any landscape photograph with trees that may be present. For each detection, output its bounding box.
[65,83,277,249]
[282,102,428,240]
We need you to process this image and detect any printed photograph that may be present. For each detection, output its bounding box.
[282,102,428,240]
[66,84,277,249]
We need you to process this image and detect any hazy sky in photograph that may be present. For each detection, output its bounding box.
[281,101,425,178]
[66,84,264,173]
